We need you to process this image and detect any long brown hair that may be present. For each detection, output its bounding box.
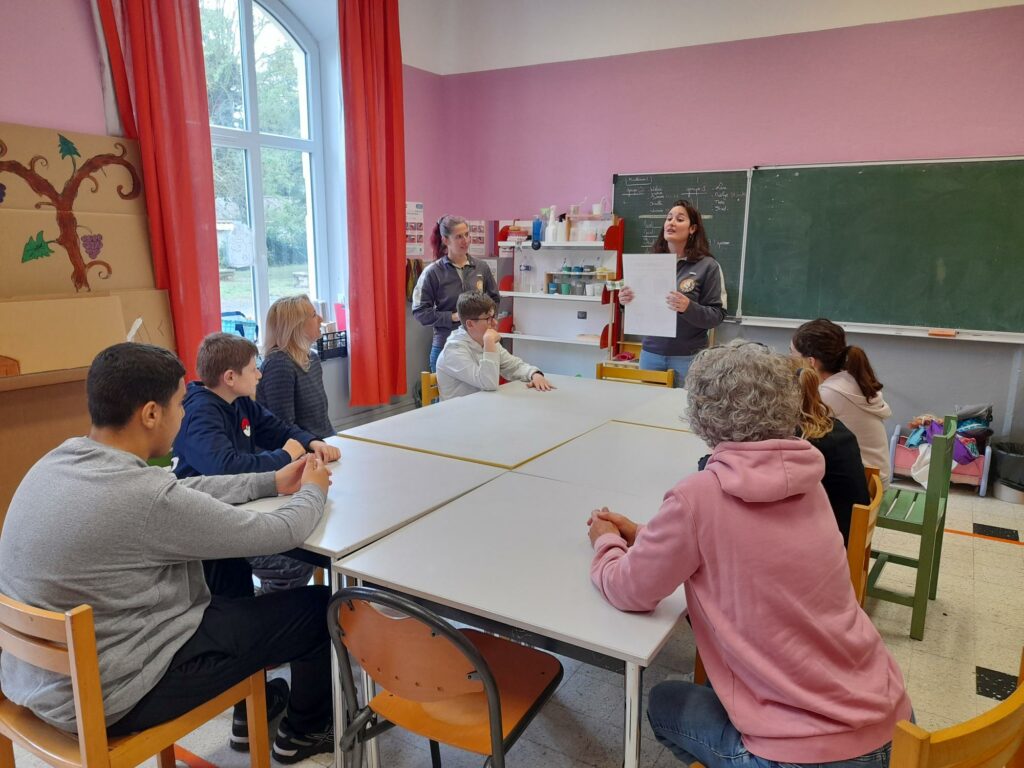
[792,318,883,400]
[652,199,712,259]
[797,367,834,440]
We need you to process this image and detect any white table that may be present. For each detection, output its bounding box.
[241,437,502,768]
[239,436,503,560]
[613,386,691,432]
[515,420,708,504]
[335,472,688,768]
[340,374,667,468]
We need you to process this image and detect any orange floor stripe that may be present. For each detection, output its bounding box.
[944,527,1024,546]
[173,745,219,768]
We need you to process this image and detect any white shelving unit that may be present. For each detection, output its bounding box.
[505,238,619,378]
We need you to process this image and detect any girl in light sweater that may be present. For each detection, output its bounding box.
[588,340,910,768]
[792,318,893,485]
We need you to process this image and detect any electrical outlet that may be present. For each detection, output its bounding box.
[577,311,587,319]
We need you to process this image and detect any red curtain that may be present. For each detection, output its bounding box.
[339,0,408,406]
[96,0,220,380]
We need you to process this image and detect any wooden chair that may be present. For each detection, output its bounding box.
[891,648,1024,768]
[848,465,884,606]
[867,415,956,640]
[420,371,439,406]
[595,362,674,388]
[0,594,270,768]
[328,586,562,768]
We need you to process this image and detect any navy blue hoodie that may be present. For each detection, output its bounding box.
[173,381,317,478]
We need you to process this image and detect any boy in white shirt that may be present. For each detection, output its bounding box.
[436,291,554,400]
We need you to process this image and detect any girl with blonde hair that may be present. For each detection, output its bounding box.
[797,366,870,545]
[257,295,334,440]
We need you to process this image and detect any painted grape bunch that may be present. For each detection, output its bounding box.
[81,234,104,260]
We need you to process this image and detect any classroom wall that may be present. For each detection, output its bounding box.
[430,5,1024,218]
[0,0,107,134]
[403,5,1024,439]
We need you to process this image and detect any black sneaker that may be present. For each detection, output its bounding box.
[272,719,334,764]
[230,677,290,752]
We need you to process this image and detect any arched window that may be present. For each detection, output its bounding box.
[200,0,328,338]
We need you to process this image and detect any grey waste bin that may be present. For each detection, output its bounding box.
[991,442,1024,492]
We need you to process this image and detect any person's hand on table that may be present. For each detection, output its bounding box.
[618,286,635,305]
[528,373,555,391]
[310,440,341,463]
[301,455,332,494]
[588,506,639,547]
[274,456,307,495]
[666,291,690,313]
[283,437,306,461]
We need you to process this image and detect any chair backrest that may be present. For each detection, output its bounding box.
[420,371,439,405]
[848,465,884,605]
[891,648,1024,768]
[0,594,109,766]
[328,587,505,759]
[925,416,957,513]
[595,362,674,388]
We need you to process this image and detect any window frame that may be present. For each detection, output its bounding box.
[207,0,330,332]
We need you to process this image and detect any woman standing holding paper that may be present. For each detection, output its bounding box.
[619,200,727,387]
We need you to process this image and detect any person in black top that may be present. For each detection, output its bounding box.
[797,367,870,545]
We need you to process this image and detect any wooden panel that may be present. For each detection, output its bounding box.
[0,377,90,531]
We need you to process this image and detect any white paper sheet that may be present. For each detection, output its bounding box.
[623,253,677,337]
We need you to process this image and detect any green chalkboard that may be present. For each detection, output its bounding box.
[613,171,748,316]
[744,160,1024,333]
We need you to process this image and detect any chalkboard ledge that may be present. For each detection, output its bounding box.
[738,316,1024,345]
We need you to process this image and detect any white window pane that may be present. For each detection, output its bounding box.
[253,3,309,139]
[262,148,314,303]
[213,146,258,330]
[201,0,247,131]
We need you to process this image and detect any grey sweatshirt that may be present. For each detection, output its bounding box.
[640,255,727,357]
[0,437,325,730]
[436,327,540,400]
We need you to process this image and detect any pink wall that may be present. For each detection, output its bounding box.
[0,0,107,135]
[432,6,1024,219]
[403,65,448,239]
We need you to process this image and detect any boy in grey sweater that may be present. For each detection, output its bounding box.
[0,343,334,763]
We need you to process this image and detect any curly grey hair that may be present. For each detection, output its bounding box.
[686,340,801,447]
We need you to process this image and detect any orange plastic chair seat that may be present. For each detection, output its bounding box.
[368,629,560,756]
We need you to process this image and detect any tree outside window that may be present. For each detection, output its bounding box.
[201,0,323,340]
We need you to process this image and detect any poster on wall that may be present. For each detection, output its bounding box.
[405,201,424,258]
[468,220,487,258]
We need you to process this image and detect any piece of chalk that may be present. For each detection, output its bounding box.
[927,328,957,337]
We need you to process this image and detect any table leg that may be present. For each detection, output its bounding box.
[623,662,643,768]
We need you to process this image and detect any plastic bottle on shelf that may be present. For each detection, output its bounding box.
[517,249,534,293]
[531,215,543,248]
[544,206,557,243]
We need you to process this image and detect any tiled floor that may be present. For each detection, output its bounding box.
[11,486,1024,768]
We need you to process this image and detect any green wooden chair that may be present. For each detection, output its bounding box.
[867,415,955,640]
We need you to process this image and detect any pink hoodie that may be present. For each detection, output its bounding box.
[591,438,910,763]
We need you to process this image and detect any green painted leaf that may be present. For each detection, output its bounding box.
[57,134,80,160]
[22,231,54,262]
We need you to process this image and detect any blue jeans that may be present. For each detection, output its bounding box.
[428,344,443,373]
[648,681,894,768]
[640,350,694,389]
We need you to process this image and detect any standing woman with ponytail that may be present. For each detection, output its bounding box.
[618,200,727,387]
[792,319,893,485]
[412,215,500,372]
